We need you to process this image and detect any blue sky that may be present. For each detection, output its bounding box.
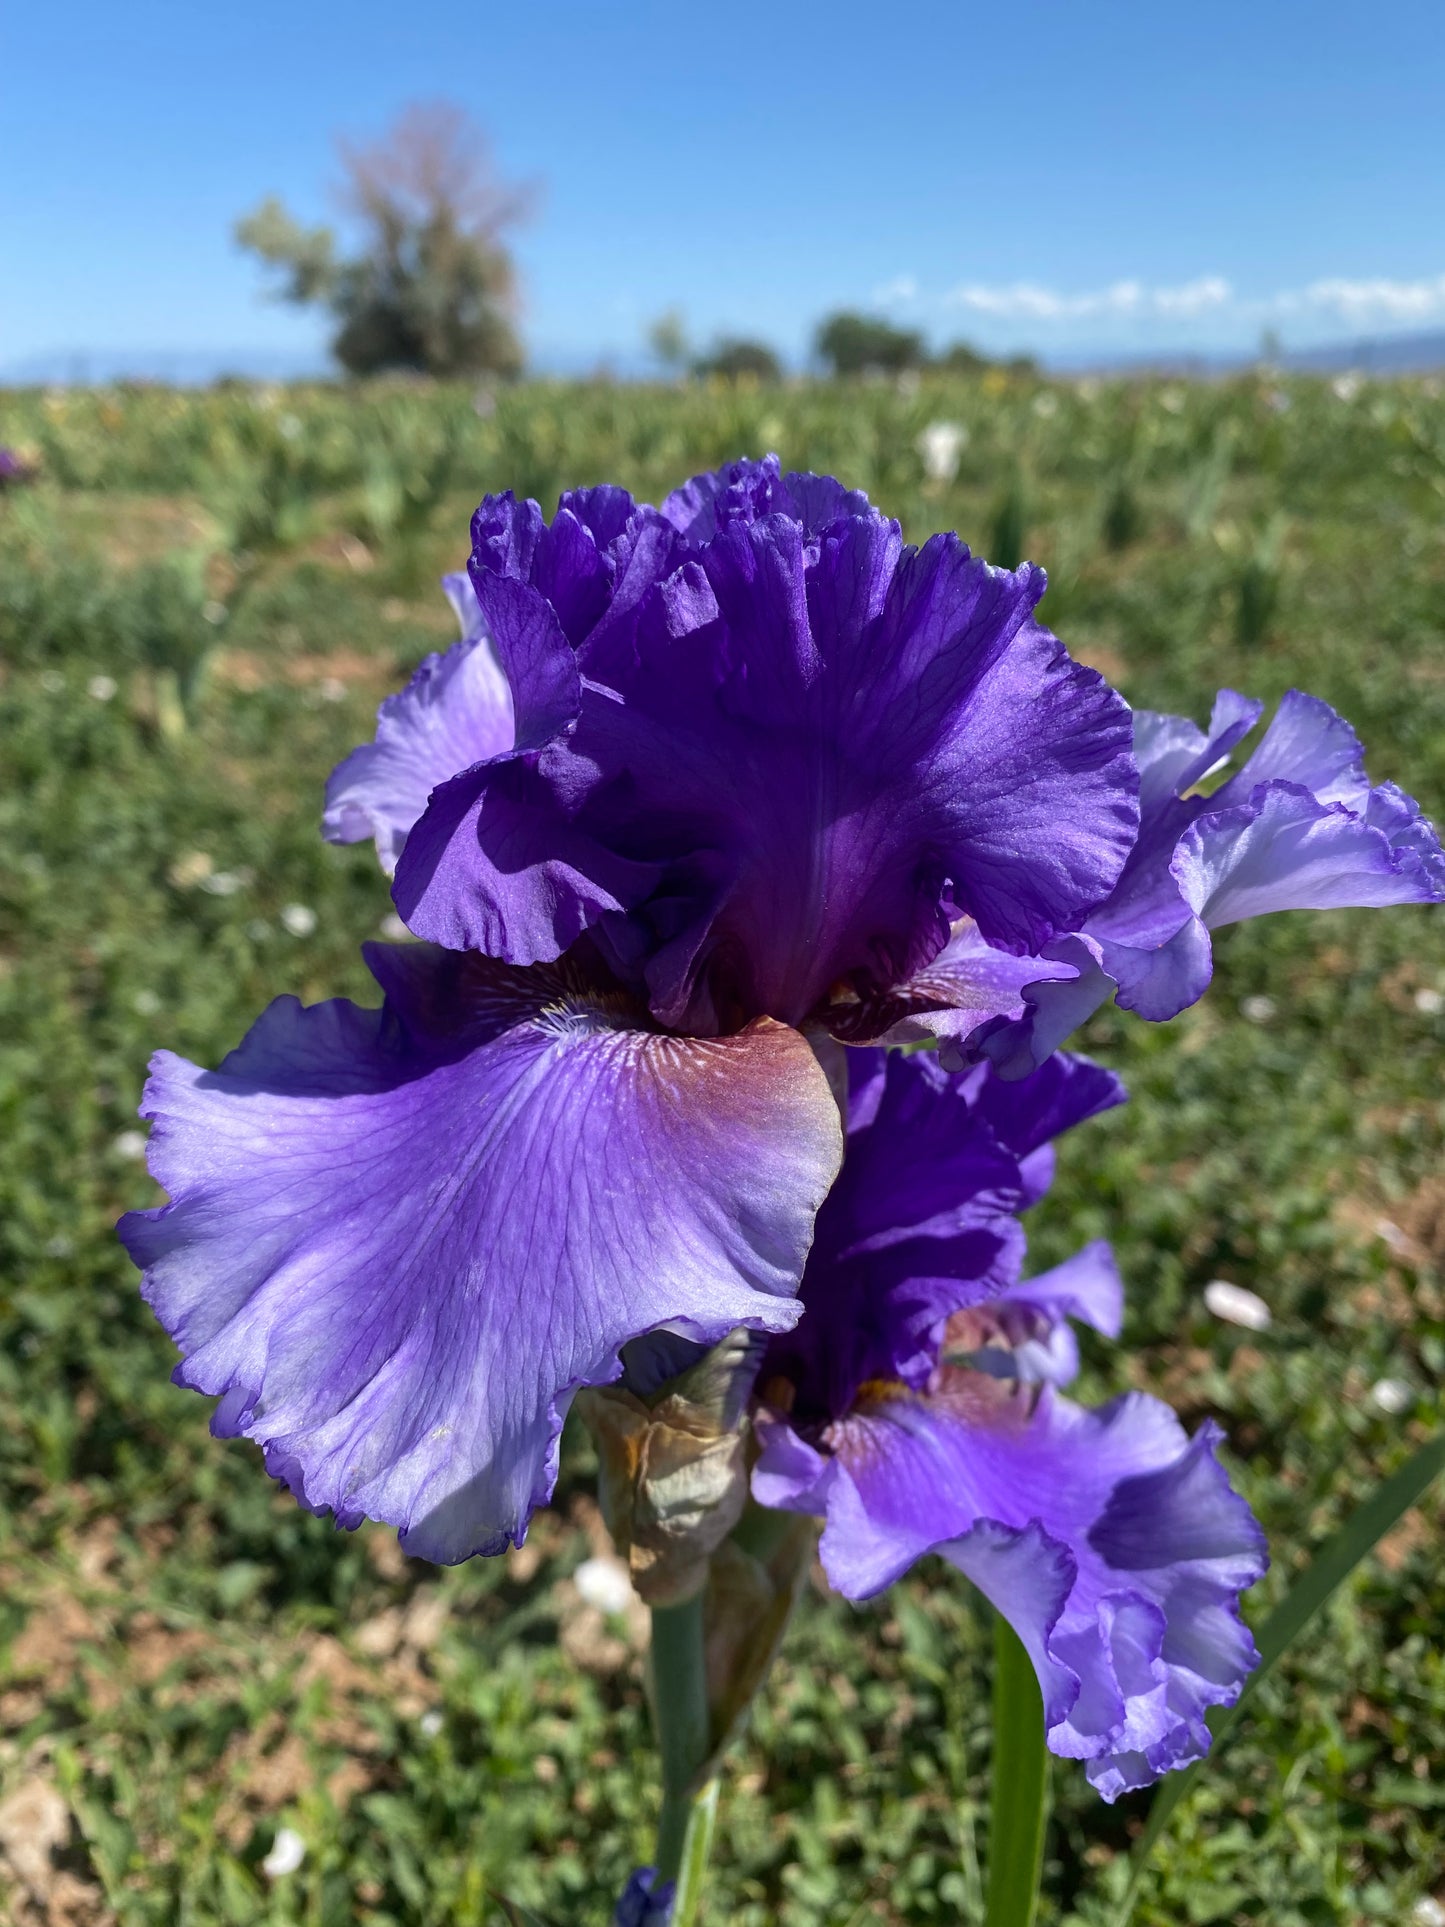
[3,0,1444,376]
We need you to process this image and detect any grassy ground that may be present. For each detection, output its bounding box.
[1,373,1442,1926]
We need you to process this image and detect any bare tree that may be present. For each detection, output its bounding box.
[236,102,536,379]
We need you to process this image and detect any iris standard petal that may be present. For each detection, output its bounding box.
[322,577,514,874]
[120,947,841,1563]
[661,454,873,544]
[819,1048,1027,1260]
[396,462,1138,1033]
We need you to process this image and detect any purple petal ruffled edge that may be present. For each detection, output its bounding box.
[757,1386,1266,1799]
[323,574,515,875]
[981,687,1443,1069]
[396,464,1139,1034]
[120,947,841,1562]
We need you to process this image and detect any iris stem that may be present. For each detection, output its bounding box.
[984,1612,1050,1927]
[650,1592,716,1910]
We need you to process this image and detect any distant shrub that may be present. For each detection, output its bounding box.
[693,337,783,382]
[934,340,990,374]
[815,311,925,377]
[647,310,691,376]
[236,102,532,381]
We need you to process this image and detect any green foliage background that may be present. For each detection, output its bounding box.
[1,371,1442,1925]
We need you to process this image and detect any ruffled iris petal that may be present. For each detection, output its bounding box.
[1177,780,1445,926]
[781,1384,1265,1799]
[980,686,1443,1071]
[760,1046,1120,1424]
[120,947,841,1562]
[958,1047,1126,1203]
[322,575,514,875]
[761,1049,1031,1414]
[396,458,1138,1032]
[752,1043,1264,1795]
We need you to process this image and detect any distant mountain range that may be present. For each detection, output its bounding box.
[0,347,331,387]
[4,330,1445,388]
[1278,330,1445,374]
[1050,331,1445,378]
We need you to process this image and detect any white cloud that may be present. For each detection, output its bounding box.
[942,276,1232,320]
[926,270,1445,331]
[1152,275,1233,316]
[1291,273,1445,320]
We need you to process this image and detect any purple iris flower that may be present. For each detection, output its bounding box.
[613,1869,674,1926]
[752,1046,1267,1800]
[120,459,1140,1563]
[976,689,1445,1074]
[0,446,33,487]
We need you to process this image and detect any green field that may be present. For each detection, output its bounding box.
[1,373,1442,1926]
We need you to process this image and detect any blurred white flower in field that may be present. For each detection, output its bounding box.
[278,413,303,441]
[261,1827,306,1879]
[132,989,162,1017]
[1414,986,1443,1015]
[1265,389,1291,414]
[246,919,272,942]
[202,600,228,626]
[473,384,497,419]
[200,869,249,898]
[88,674,118,702]
[1076,377,1102,401]
[280,904,318,938]
[1369,1378,1413,1416]
[918,421,967,484]
[1375,1218,1411,1255]
[1240,994,1277,1024]
[169,850,213,888]
[1204,1280,1272,1331]
[379,911,410,941]
[574,1555,633,1616]
[1159,386,1186,414]
[112,1130,148,1162]
[40,670,65,694]
[1032,390,1059,418]
[419,1708,444,1737]
[317,677,348,703]
[1332,373,1363,402]
[1412,1899,1445,1927]
[896,369,922,399]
